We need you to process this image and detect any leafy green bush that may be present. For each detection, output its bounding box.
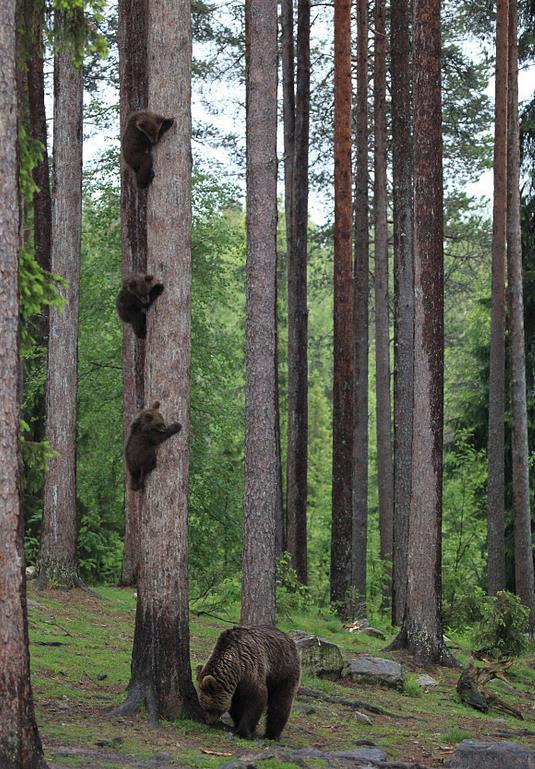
[276,552,312,618]
[475,590,530,658]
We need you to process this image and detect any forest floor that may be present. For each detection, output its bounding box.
[27,585,535,769]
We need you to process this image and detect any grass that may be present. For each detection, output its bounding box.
[26,584,535,769]
[403,675,423,698]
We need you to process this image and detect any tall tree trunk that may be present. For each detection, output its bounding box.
[487,0,509,597]
[281,0,295,568]
[38,14,83,590]
[113,0,201,721]
[241,0,278,627]
[118,0,148,587]
[277,0,289,561]
[373,0,393,606]
[330,0,353,617]
[27,0,51,275]
[506,0,535,625]
[390,0,454,666]
[391,0,413,628]
[286,0,310,585]
[0,0,47,761]
[352,0,368,617]
[20,0,52,455]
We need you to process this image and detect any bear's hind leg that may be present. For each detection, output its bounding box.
[136,155,155,188]
[130,469,142,491]
[234,684,267,740]
[264,679,298,740]
[131,312,147,339]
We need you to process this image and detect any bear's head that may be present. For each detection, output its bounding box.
[136,401,168,432]
[196,665,232,724]
[125,273,155,305]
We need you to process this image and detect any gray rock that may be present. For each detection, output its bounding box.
[286,748,324,760]
[416,674,438,688]
[294,635,344,679]
[294,703,316,715]
[353,711,373,725]
[97,671,107,681]
[342,656,404,691]
[447,739,535,769]
[152,753,174,762]
[328,747,388,763]
[358,627,386,640]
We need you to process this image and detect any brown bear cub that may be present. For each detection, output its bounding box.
[122,110,174,188]
[196,626,300,740]
[125,401,182,491]
[116,273,164,339]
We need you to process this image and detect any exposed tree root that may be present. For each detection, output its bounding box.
[457,658,524,720]
[297,686,418,719]
[35,570,102,599]
[109,683,159,727]
[74,575,103,599]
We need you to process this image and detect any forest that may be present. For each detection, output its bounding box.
[1,0,535,767]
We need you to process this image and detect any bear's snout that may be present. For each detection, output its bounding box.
[204,711,222,725]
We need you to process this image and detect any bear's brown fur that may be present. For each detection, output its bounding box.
[116,273,164,339]
[196,626,300,740]
[125,401,181,491]
[122,110,174,188]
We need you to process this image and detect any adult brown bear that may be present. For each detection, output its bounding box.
[196,626,300,740]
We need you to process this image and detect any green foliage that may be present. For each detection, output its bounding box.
[49,0,109,65]
[442,431,488,624]
[17,126,65,559]
[475,591,531,658]
[276,553,312,618]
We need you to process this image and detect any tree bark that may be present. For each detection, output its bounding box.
[390,0,454,666]
[38,14,83,590]
[276,0,288,561]
[241,0,278,627]
[118,0,148,588]
[487,0,509,597]
[373,0,393,607]
[391,0,413,628]
[330,0,353,617]
[281,0,295,567]
[286,0,310,585]
[352,0,368,617]
[27,0,51,275]
[506,0,535,625]
[0,0,47,761]
[113,0,201,722]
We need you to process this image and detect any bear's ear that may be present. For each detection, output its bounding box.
[151,401,160,410]
[144,274,153,283]
[195,664,204,681]
[201,674,218,694]
[159,117,174,139]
